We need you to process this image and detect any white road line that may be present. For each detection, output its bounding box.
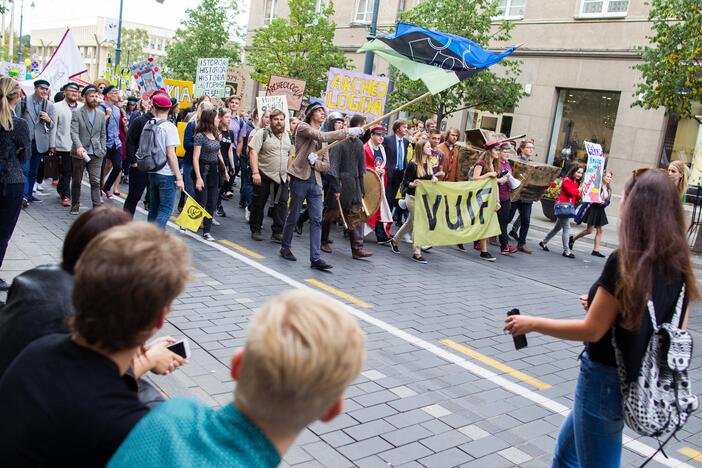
[97,186,691,467]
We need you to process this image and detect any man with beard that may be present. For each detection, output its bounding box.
[249,109,292,242]
[49,82,81,207]
[321,115,371,259]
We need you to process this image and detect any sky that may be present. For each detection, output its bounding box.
[6,0,251,34]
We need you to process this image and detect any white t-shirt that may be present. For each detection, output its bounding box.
[155,120,181,176]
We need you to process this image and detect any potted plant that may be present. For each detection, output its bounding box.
[541,178,561,221]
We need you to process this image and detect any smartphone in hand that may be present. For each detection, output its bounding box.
[507,308,528,350]
[167,339,191,359]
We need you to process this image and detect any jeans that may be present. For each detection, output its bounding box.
[148,173,176,228]
[250,173,288,234]
[282,177,323,262]
[393,194,420,256]
[56,151,72,199]
[497,199,512,249]
[0,182,24,269]
[552,353,623,468]
[509,201,533,247]
[24,140,45,198]
[239,155,253,208]
[193,161,219,234]
[182,159,194,198]
[123,166,148,216]
[543,216,571,253]
[102,146,122,192]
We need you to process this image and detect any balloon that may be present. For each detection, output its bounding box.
[24,58,31,67]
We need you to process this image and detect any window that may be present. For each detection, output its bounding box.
[354,0,372,23]
[578,0,628,17]
[495,0,526,20]
[263,0,278,25]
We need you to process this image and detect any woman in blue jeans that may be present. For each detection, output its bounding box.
[505,169,697,467]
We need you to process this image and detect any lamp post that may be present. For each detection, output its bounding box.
[362,0,380,75]
[16,0,35,63]
[114,0,124,68]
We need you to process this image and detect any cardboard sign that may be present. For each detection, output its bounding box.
[256,95,289,131]
[129,58,165,97]
[195,58,229,98]
[582,141,606,204]
[325,68,389,119]
[176,121,187,157]
[267,75,306,111]
[225,66,246,98]
[164,79,194,108]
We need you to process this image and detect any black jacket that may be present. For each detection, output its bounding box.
[125,111,154,166]
[382,134,410,179]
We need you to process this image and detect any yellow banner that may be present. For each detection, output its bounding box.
[175,193,212,232]
[412,179,501,246]
[176,122,187,157]
[164,79,194,108]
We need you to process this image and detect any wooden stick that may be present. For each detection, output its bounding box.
[336,197,348,230]
[361,199,371,217]
[316,91,433,156]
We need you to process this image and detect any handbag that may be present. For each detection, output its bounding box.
[43,152,61,180]
[574,202,590,224]
[554,201,575,218]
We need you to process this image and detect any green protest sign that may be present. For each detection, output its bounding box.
[413,179,501,246]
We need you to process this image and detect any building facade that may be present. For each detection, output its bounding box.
[245,0,701,202]
[30,17,175,80]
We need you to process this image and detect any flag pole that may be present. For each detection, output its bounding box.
[316,91,433,156]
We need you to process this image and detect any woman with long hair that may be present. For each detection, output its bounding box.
[540,163,583,258]
[505,169,698,467]
[178,101,214,211]
[192,108,229,241]
[469,142,500,261]
[0,77,30,291]
[570,171,613,257]
[215,108,236,217]
[668,160,689,201]
[388,139,438,264]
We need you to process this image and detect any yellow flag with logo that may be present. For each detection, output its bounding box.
[175,193,212,232]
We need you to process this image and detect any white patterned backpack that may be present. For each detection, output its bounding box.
[612,285,698,442]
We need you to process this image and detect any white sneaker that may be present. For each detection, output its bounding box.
[203,233,215,241]
[212,218,221,226]
[180,226,187,232]
[245,207,250,222]
[402,233,412,244]
[35,182,44,192]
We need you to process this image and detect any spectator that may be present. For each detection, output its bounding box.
[505,169,698,467]
[0,222,191,466]
[668,160,689,201]
[108,289,365,467]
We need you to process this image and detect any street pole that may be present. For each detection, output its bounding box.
[363,0,380,75]
[17,0,23,62]
[115,0,124,68]
[7,0,13,59]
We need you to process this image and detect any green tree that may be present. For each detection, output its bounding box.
[633,0,701,120]
[247,0,348,97]
[120,28,150,65]
[388,0,524,126]
[164,0,243,81]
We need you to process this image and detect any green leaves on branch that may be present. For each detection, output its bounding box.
[247,0,348,98]
[388,0,524,125]
[118,29,150,65]
[164,0,243,82]
[633,0,702,120]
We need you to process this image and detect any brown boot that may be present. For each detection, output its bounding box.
[352,249,373,259]
[321,242,332,253]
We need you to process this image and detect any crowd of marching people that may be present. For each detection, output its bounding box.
[0,74,698,467]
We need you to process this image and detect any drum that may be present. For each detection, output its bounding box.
[362,168,382,220]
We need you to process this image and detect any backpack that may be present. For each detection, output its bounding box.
[135,119,168,172]
[612,285,698,452]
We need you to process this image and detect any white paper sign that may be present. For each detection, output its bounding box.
[256,95,289,131]
[195,58,229,98]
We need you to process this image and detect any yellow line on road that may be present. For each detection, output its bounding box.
[679,447,702,463]
[219,240,265,259]
[441,339,552,390]
[305,279,373,309]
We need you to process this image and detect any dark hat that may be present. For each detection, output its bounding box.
[63,82,80,91]
[34,79,50,89]
[151,94,172,110]
[305,101,324,117]
[81,85,98,97]
[170,97,178,107]
[126,96,139,103]
[370,125,386,134]
[102,85,117,96]
[483,140,500,150]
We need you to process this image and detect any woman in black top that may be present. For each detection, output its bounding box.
[216,108,236,217]
[0,77,30,291]
[504,169,697,467]
[388,139,437,264]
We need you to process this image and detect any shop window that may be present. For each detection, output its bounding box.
[495,0,526,20]
[578,0,628,18]
[547,88,620,168]
[659,103,702,185]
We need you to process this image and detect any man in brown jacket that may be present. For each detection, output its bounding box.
[280,102,364,270]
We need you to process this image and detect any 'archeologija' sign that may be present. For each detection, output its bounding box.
[325,68,388,119]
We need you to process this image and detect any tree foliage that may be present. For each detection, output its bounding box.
[633,0,702,120]
[388,0,524,126]
[164,0,243,81]
[120,28,150,65]
[247,0,348,97]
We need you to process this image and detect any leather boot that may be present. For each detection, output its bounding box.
[350,223,371,259]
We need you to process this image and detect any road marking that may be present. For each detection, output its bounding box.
[441,339,552,390]
[92,183,692,468]
[680,447,702,463]
[305,279,373,308]
[218,240,265,259]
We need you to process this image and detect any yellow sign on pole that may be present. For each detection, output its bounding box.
[175,121,187,157]
[176,193,212,232]
[164,79,194,108]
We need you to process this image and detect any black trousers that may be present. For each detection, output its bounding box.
[194,162,219,233]
[250,173,288,234]
[102,146,122,191]
[497,199,512,249]
[123,166,149,216]
[56,151,72,199]
[0,182,24,269]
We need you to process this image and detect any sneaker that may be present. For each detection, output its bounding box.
[180,226,187,232]
[321,242,332,253]
[203,232,216,241]
[27,195,42,203]
[562,251,575,259]
[569,236,575,250]
[509,231,519,241]
[35,183,44,192]
[401,233,412,244]
[22,198,29,209]
[591,250,606,258]
[216,206,226,217]
[517,245,532,254]
[70,204,80,215]
[270,232,283,244]
[539,241,549,252]
[251,231,263,241]
[224,191,234,199]
[102,188,113,199]
[411,254,428,264]
[51,180,59,186]
[480,251,496,262]
[244,207,250,222]
[473,241,481,251]
[62,197,71,207]
[211,218,221,226]
[376,236,390,245]
[506,244,518,254]
[420,246,432,253]
[456,244,465,251]
[501,246,513,255]
[310,259,333,270]
[279,248,297,261]
[389,239,400,254]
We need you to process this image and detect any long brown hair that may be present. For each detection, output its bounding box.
[617,169,698,329]
[195,108,220,139]
[414,139,433,178]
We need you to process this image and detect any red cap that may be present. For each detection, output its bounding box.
[370,125,386,134]
[483,140,500,150]
[152,94,172,109]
